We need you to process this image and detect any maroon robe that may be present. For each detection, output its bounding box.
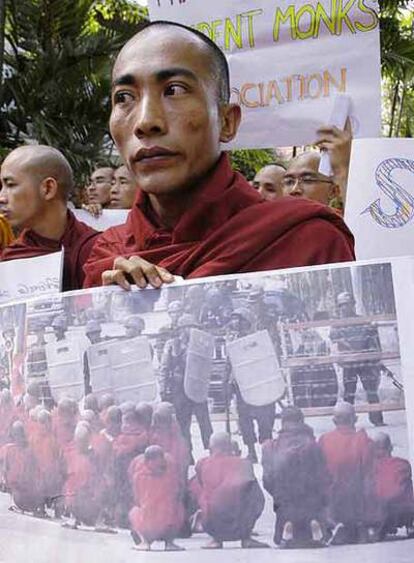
[372,452,414,527]
[0,403,17,446]
[83,155,354,287]
[149,425,190,474]
[29,424,65,499]
[1,210,98,291]
[319,426,373,525]
[63,445,103,525]
[129,453,185,542]
[195,453,265,541]
[2,442,43,511]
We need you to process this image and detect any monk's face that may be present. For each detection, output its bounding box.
[283,153,337,205]
[110,27,240,196]
[87,168,113,205]
[110,165,138,209]
[253,165,285,201]
[0,154,44,228]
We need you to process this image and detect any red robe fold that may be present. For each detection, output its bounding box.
[29,425,65,499]
[128,453,185,542]
[195,453,265,541]
[0,403,17,446]
[2,442,43,511]
[1,210,98,291]
[83,154,354,287]
[149,426,190,473]
[318,426,373,524]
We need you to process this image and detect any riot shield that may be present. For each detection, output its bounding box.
[45,338,84,402]
[109,336,157,403]
[226,330,285,406]
[87,341,112,396]
[184,328,215,403]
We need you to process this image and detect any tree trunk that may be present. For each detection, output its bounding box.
[395,82,406,137]
[388,81,400,137]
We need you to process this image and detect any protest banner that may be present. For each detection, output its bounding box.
[74,209,129,232]
[1,258,414,558]
[345,138,414,261]
[148,0,382,149]
[0,251,63,304]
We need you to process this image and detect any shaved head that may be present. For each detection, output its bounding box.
[209,431,232,454]
[2,145,73,200]
[114,21,230,104]
[333,402,356,427]
[284,150,337,204]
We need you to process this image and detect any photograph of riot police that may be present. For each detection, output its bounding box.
[1,261,413,557]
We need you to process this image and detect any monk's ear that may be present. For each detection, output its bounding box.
[40,177,59,201]
[219,103,241,144]
[328,182,340,200]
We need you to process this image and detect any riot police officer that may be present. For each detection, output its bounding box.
[159,313,213,455]
[225,308,276,462]
[330,292,385,426]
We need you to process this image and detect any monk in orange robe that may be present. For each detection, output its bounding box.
[52,398,78,453]
[0,389,17,446]
[129,445,185,551]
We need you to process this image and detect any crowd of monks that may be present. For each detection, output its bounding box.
[0,383,413,551]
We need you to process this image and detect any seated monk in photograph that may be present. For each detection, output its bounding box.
[83,21,354,290]
[0,145,98,290]
[1,421,43,514]
[0,389,17,447]
[318,402,374,544]
[29,409,65,517]
[148,402,190,476]
[371,432,414,539]
[261,406,329,548]
[52,398,79,453]
[194,431,267,549]
[62,423,104,529]
[129,445,185,551]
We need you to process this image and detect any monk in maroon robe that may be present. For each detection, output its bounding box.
[0,145,97,290]
[318,402,374,544]
[82,22,354,290]
[148,402,190,476]
[2,421,43,513]
[194,432,267,549]
[29,409,65,515]
[129,445,185,551]
[262,406,329,547]
[370,432,414,539]
[0,389,17,446]
[52,398,78,453]
[113,404,151,526]
[63,424,103,528]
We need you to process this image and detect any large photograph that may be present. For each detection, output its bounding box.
[0,262,412,562]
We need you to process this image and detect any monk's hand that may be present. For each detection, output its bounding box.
[82,203,103,218]
[102,256,174,290]
[315,118,352,178]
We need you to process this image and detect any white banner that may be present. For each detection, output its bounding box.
[0,251,63,304]
[74,209,129,232]
[148,0,381,149]
[345,138,414,261]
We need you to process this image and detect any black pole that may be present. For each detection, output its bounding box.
[0,0,5,106]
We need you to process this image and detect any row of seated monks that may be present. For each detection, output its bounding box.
[0,384,413,551]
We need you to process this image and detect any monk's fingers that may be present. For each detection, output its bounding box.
[155,265,175,284]
[112,256,171,289]
[102,269,131,291]
[315,141,335,152]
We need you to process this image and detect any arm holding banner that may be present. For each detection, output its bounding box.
[316,119,353,206]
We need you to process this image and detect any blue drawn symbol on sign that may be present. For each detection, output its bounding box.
[362,157,414,229]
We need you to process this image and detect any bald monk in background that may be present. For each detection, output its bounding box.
[252,164,285,201]
[83,21,354,290]
[0,145,98,290]
[110,165,139,209]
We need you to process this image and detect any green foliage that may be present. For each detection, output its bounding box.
[229,149,279,180]
[379,0,414,137]
[0,0,148,183]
